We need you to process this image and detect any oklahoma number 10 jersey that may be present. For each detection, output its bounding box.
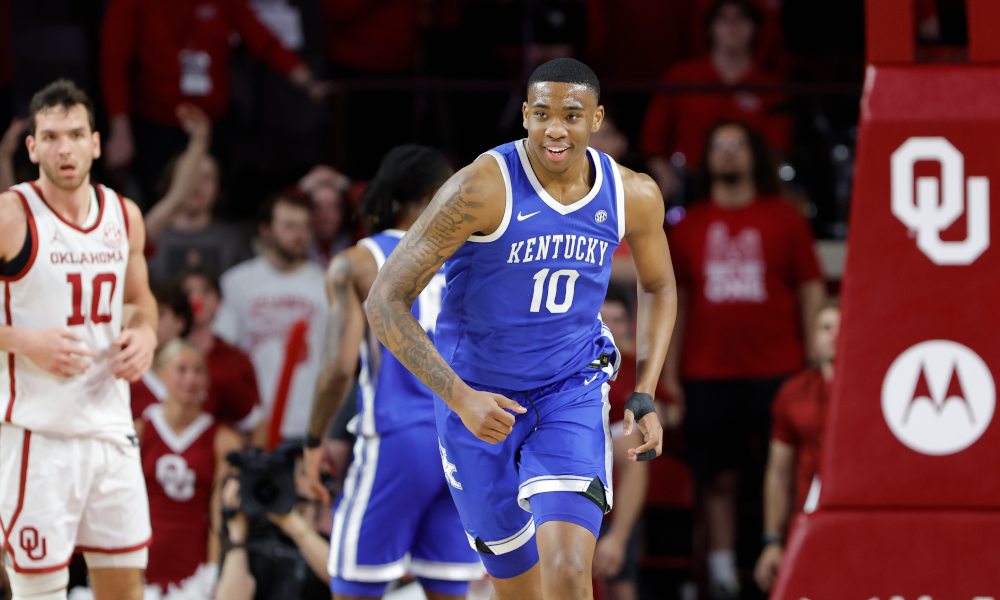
[436,139,624,390]
[354,230,445,436]
[0,182,133,444]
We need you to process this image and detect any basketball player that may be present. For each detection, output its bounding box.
[366,59,677,600]
[0,80,158,600]
[305,145,485,599]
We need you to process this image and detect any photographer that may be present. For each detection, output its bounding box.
[216,448,332,600]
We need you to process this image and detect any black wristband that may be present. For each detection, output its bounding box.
[304,434,322,449]
[763,532,785,547]
[624,392,655,421]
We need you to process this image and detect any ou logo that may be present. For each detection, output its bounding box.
[156,454,196,501]
[891,137,990,265]
[882,340,995,456]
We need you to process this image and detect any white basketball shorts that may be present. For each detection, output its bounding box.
[0,424,152,573]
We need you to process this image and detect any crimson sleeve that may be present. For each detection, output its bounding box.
[233,0,304,77]
[787,208,823,284]
[639,71,677,156]
[771,380,795,444]
[100,0,139,118]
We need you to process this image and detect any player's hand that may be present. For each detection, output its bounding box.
[592,532,627,579]
[111,324,156,382]
[623,392,662,461]
[452,388,527,444]
[20,328,95,378]
[754,542,784,592]
[304,446,331,504]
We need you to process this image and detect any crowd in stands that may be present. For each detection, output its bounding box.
[0,0,872,598]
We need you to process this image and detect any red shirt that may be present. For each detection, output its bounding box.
[324,0,419,72]
[670,197,821,379]
[639,57,790,165]
[770,369,829,511]
[101,0,303,125]
[131,337,262,430]
[141,405,217,589]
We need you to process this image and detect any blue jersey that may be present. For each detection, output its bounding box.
[435,139,624,390]
[355,230,446,435]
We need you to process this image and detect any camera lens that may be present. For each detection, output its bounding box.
[252,478,280,506]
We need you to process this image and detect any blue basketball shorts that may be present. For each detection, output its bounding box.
[328,422,485,596]
[435,365,615,579]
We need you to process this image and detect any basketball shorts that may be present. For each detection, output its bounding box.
[328,422,485,597]
[0,424,152,573]
[435,365,615,579]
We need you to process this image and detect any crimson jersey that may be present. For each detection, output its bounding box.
[141,404,217,589]
[1,182,133,443]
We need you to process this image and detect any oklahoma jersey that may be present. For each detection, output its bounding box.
[435,139,623,389]
[354,230,445,436]
[0,182,133,443]
[141,404,217,589]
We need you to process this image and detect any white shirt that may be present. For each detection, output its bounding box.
[213,256,327,439]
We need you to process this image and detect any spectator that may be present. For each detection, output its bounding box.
[181,268,267,440]
[130,281,196,429]
[216,453,331,600]
[213,193,328,442]
[0,116,27,190]
[144,105,253,282]
[100,0,328,205]
[754,299,839,593]
[640,0,790,200]
[140,340,242,596]
[297,165,354,267]
[662,122,824,600]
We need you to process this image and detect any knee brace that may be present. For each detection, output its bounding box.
[5,565,69,600]
[82,548,148,570]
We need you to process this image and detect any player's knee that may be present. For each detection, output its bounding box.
[5,566,69,600]
[539,546,590,593]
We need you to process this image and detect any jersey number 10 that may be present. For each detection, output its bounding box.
[530,268,579,314]
[66,273,117,326]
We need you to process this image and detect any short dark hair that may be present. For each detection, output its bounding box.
[695,121,779,198]
[527,58,600,101]
[704,0,763,31]
[152,281,193,338]
[359,145,452,234]
[177,266,221,297]
[259,188,312,226]
[29,79,96,134]
[603,281,634,320]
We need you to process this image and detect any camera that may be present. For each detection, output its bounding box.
[227,446,298,517]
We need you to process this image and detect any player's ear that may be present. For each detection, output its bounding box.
[92,130,101,161]
[522,101,529,131]
[592,105,605,134]
[25,134,39,164]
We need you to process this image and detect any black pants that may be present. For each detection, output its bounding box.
[682,377,787,485]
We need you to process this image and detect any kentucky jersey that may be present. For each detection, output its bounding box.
[0,182,133,443]
[436,139,624,390]
[355,230,446,435]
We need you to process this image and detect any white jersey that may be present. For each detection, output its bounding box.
[213,256,327,439]
[0,182,134,445]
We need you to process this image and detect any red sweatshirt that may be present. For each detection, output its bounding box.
[101,0,303,126]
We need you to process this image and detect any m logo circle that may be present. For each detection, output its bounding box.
[882,340,995,455]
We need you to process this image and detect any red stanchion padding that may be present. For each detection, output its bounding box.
[771,510,1000,599]
[819,65,1000,508]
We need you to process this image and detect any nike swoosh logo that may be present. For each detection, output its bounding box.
[584,373,599,385]
[517,210,541,221]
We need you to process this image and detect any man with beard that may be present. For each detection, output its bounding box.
[213,193,327,442]
[662,122,824,599]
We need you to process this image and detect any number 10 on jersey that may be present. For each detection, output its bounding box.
[66,273,117,325]
[530,268,579,314]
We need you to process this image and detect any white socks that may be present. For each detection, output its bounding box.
[707,549,739,590]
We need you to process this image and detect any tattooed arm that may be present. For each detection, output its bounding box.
[366,157,527,444]
[304,245,374,501]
